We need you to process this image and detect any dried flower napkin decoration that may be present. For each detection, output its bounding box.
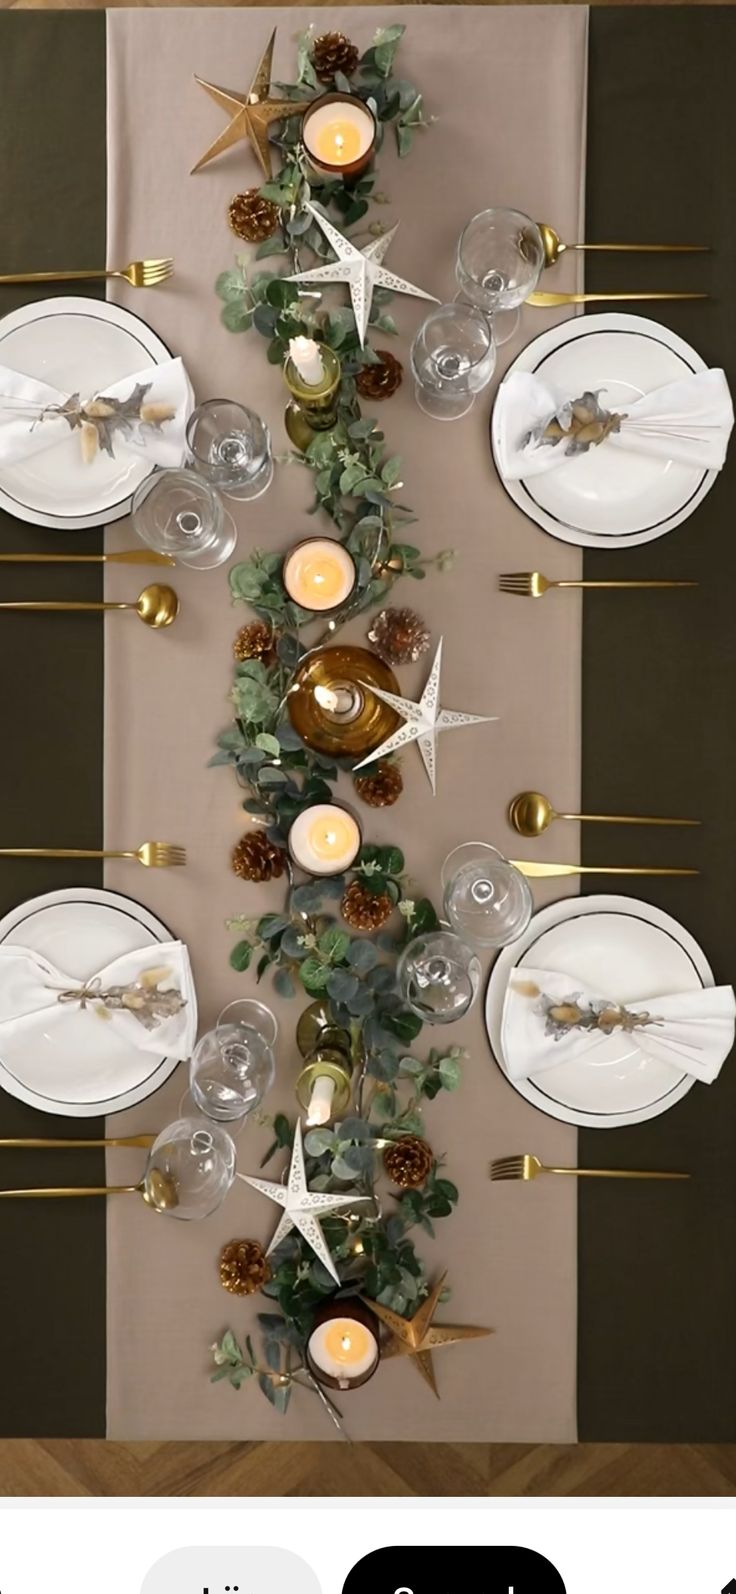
[502,968,736,1085]
[56,965,188,1030]
[495,366,734,479]
[0,355,193,471]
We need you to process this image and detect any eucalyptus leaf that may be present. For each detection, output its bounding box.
[273,968,297,1000]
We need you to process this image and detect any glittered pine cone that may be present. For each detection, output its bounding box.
[341,878,393,932]
[233,620,277,665]
[353,761,403,809]
[232,830,287,883]
[383,1135,433,1190]
[312,30,360,84]
[367,606,431,667]
[219,1238,272,1296]
[228,189,281,244]
[355,348,404,402]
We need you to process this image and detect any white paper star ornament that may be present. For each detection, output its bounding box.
[353,638,496,795]
[239,1119,369,1284]
[285,204,438,346]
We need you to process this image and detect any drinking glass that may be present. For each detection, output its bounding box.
[456,207,545,344]
[186,399,274,501]
[190,998,277,1123]
[142,1116,236,1220]
[397,930,481,1025]
[410,303,496,420]
[441,842,533,949]
[131,467,237,568]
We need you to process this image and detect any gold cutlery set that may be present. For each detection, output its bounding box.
[506,787,699,879]
[0,552,179,626]
[532,224,708,305]
[0,1135,172,1203]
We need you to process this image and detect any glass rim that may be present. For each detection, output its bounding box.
[130,463,219,514]
[419,302,494,367]
[216,997,278,1048]
[185,398,263,460]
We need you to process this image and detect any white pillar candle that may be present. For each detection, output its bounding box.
[306,1074,336,1126]
[283,538,356,612]
[288,336,325,387]
[303,100,375,171]
[307,1316,379,1387]
[288,803,361,876]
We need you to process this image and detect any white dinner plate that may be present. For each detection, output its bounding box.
[0,296,172,530]
[485,893,714,1128]
[491,313,717,548]
[0,886,193,1117]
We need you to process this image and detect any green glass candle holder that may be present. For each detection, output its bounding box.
[283,345,342,452]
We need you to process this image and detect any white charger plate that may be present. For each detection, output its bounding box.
[491,313,717,548]
[0,886,193,1117]
[0,296,172,530]
[485,893,714,1128]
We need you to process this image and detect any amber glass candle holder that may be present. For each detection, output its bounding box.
[283,345,342,452]
[287,644,402,759]
[302,92,377,182]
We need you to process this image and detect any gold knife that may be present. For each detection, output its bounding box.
[528,290,708,307]
[0,550,174,565]
[510,860,699,878]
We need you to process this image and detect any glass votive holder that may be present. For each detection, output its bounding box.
[185,399,274,501]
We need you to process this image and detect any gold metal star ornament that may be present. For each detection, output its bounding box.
[192,30,310,178]
[368,1273,492,1398]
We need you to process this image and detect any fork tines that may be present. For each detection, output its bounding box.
[137,258,174,286]
[152,844,186,866]
[498,573,535,595]
[489,1155,527,1180]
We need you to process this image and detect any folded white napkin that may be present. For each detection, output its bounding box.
[502,966,736,1084]
[0,941,196,1062]
[0,356,193,469]
[495,368,734,479]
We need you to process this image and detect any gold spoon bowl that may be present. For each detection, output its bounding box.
[509,790,699,836]
[131,583,179,628]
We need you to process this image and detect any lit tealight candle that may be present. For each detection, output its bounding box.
[283,538,357,613]
[288,803,361,876]
[307,1309,380,1390]
[288,336,325,388]
[302,94,376,177]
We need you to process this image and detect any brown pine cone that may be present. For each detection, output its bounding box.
[219,1238,272,1296]
[367,606,431,666]
[233,620,277,665]
[228,189,281,243]
[341,878,393,932]
[312,31,360,84]
[232,830,287,883]
[383,1135,433,1190]
[353,761,403,809]
[356,349,403,401]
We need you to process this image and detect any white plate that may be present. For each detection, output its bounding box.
[491,313,717,548]
[485,893,713,1128]
[0,887,192,1117]
[0,297,172,530]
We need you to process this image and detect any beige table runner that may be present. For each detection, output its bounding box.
[104,4,587,1441]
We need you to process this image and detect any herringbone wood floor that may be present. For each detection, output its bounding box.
[1,0,732,1501]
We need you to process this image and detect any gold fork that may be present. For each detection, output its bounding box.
[499,572,697,598]
[0,259,173,289]
[0,842,186,867]
[510,859,698,878]
[0,550,174,566]
[528,289,707,307]
[490,1154,690,1182]
[0,1136,155,1149]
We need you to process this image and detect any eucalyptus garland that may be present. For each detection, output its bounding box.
[208,23,466,1422]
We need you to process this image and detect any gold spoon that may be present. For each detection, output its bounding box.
[0,583,179,628]
[0,1168,178,1207]
[538,222,709,269]
[509,790,700,836]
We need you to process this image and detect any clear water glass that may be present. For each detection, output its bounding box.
[410,303,496,420]
[456,207,544,344]
[441,842,533,949]
[190,998,277,1123]
[186,399,274,501]
[397,931,481,1025]
[131,467,237,569]
[143,1116,236,1220]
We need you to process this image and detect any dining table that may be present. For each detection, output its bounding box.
[0,2,734,1445]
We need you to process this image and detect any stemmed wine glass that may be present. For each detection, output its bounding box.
[186,400,273,501]
[142,1117,236,1220]
[131,467,237,569]
[441,842,533,949]
[456,207,545,344]
[397,931,481,1025]
[410,302,496,420]
[189,998,277,1124]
